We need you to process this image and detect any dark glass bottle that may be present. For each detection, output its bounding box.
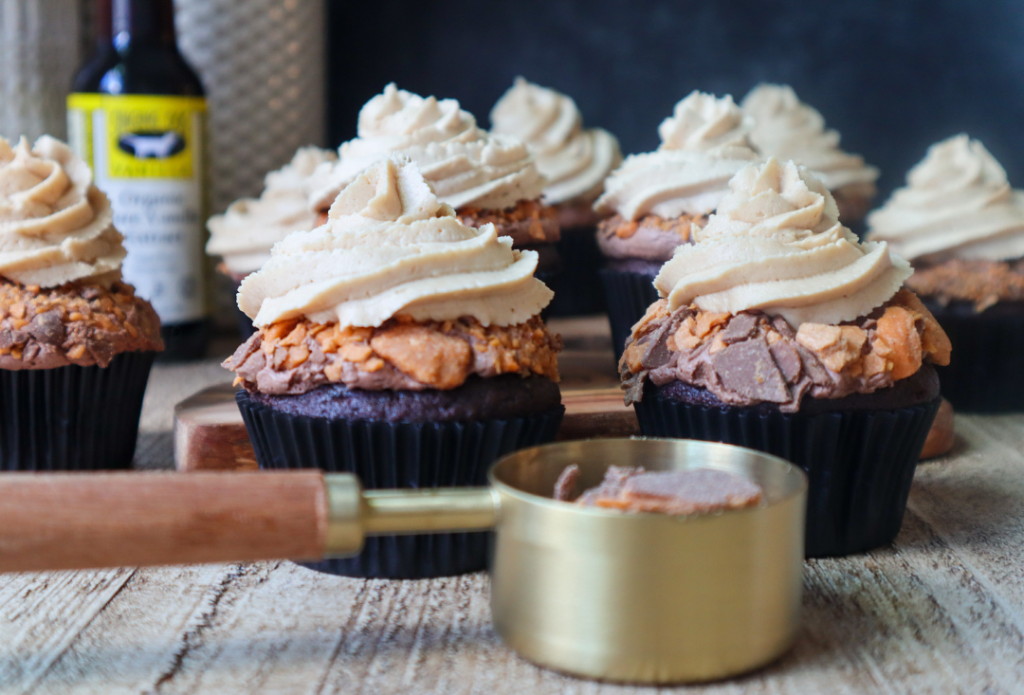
[69,0,210,361]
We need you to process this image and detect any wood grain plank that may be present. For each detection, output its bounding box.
[53,535,1017,695]
[907,414,1024,631]
[26,564,241,695]
[149,562,372,694]
[0,568,135,694]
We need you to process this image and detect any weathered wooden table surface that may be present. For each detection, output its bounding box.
[2,318,1023,694]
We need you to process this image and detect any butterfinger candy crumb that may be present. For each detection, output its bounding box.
[371,324,473,390]
[457,199,559,245]
[876,306,923,380]
[598,213,706,242]
[908,258,1024,309]
[235,315,561,393]
[572,466,763,515]
[0,279,162,368]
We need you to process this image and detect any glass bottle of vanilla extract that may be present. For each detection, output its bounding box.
[68,0,210,360]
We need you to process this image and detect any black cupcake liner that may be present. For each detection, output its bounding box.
[0,350,156,471]
[599,267,660,363]
[925,300,1024,412]
[543,228,607,317]
[237,390,564,578]
[634,386,941,557]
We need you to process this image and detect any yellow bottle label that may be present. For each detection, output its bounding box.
[67,93,208,324]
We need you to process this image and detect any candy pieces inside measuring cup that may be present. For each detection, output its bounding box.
[554,464,763,515]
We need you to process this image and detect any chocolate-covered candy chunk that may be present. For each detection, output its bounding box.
[568,466,762,515]
[27,310,64,344]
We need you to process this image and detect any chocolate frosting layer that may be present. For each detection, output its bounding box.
[596,214,698,262]
[620,296,948,413]
[0,279,163,369]
[651,364,938,414]
[226,314,561,395]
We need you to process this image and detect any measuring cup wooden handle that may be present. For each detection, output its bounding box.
[0,472,499,573]
[0,471,333,573]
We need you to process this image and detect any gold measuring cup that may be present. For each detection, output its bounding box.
[0,438,806,684]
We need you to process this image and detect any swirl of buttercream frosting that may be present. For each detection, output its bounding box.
[654,157,911,327]
[594,91,758,221]
[309,84,546,212]
[239,155,553,328]
[0,136,126,287]
[489,77,622,205]
[741,84,879,191]
[866,134,1024,263]
[207,147,336,275]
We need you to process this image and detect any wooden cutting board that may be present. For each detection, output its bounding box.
[173,382,639,472]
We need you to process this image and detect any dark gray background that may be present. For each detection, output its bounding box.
[326,0,1024,201]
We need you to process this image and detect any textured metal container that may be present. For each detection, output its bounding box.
[486,438,806,684]
[0,0,80,141]
[173,0,325,214]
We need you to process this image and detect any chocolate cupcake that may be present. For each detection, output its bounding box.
[309,84,561,284]
[742,84,879,228]
[621,158,950,556]
[490,78,622,315]
[0,136,163,470]
[593,91,759,358]
[207,146,336,338]
[867,135,1024,411]
[227,155,564,578]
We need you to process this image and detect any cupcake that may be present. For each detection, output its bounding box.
[867,134,1024,411]
[490,77,622,315]
[309,84,560,281]
[227,155,564,578]
[593,91,759,358]
[0,136,163,470]
[207,146,337,337]
[621,157,950,556]
[742,84,879,227]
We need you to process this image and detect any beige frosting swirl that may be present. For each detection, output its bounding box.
[310,84,546,212]
[239,155,552,328]
[207,147,337,275]
[866,135,1024,263]
[489,77,622,205]
[742,84,879,191]
[594,91,758,221]
[0,136,125,287]
[655,158,911,327]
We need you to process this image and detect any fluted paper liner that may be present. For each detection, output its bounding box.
[0,350,155,471]
[925,301,1024,412]
[544,228,606,317]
